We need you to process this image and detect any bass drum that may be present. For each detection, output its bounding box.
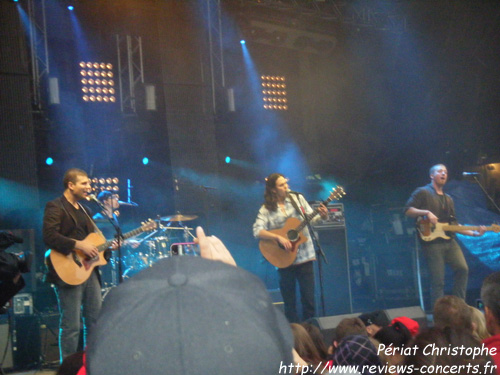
[122,251,150,279]
[147,236,171,262]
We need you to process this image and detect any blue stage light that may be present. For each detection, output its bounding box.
[240,40,246,45]
[225,156,231,164]
[142,157,149,165]
[46,157,54,166]
[67,5,74,10]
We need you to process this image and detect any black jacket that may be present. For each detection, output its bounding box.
[42,195,97,283]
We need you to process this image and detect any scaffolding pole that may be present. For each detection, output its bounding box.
[116,35,144,114]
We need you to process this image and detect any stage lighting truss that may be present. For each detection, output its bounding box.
[79,61,116,103]
[261,75,288,111]
[90,177,120,197]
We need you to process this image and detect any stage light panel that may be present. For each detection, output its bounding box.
[78,61,116,103]
[261,75,288,111]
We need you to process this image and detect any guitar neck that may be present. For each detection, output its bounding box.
[98,227,144,252]
[296,196,335,232]
[442,224,489,232]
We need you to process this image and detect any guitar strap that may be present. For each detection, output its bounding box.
[289,194,306,220]
[439,194,455,223]
[77,202,103,236]
[58,196,103,236]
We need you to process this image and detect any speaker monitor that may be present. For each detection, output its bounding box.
[12,315,41,369]
[0,323,14,369]
[0,314,59,368]
[315,227,352,316]
[308,305,427,347]
[39,313,59,364]
[384,306,427,330]
[307,312,360,347]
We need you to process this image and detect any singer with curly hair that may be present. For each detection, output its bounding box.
[253,173,328,322]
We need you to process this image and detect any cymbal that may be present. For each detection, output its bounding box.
[160,214,198,222]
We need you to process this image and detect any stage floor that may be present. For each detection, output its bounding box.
[5,371,55,375]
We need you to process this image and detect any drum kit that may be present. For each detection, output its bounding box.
[120,213,199,280]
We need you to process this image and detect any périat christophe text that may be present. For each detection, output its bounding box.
[279,344,497,374]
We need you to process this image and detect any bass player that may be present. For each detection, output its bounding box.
[253,173,328,322]
[405,164,485,309]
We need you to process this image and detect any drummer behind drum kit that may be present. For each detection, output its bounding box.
[120,214,200,280]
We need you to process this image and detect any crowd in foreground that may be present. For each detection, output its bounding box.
[52,226,500,375]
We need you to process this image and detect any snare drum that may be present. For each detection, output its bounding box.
[123,251,150,270]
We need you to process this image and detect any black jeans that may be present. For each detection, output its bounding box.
[278,260,315,322]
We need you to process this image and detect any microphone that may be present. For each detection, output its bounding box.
[86,194,98,202]
[287,190,302,195]
[86,194,105,208]
[118,200,139,207]
[462,172,481,177]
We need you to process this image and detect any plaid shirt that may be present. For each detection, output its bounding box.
[253,194,319,265]
[333,335,382,375]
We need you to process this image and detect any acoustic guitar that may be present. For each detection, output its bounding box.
[47,219,157,285]
[417,217,500,242]
[259,187,345,268]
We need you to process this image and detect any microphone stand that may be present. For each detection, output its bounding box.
[112,220,123,284]
[472,175,500,214]
[291,193,328,317]
[305,216,328,317]
[93,199,124,285]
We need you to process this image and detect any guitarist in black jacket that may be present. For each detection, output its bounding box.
[43,168,102,363]
[405,164,485,310]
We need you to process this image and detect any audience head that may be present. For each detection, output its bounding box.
[373,321,412,368]
[469,305,490,341]
[300,322,329,360]
[374,321,412,349]
[291,323,324,366]
[358,310,390,337]
[404,328,453,374]
[334,317,367,347]
[391,316,420,337]
[481,271,500,336]
[333,334,382,375]
[86,256,294,375]
[433,295,473,333]
[404,327,495,375]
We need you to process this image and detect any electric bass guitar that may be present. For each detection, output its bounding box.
[259,187,346,268]
[47,219,157,285]
[417,217,500,242]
